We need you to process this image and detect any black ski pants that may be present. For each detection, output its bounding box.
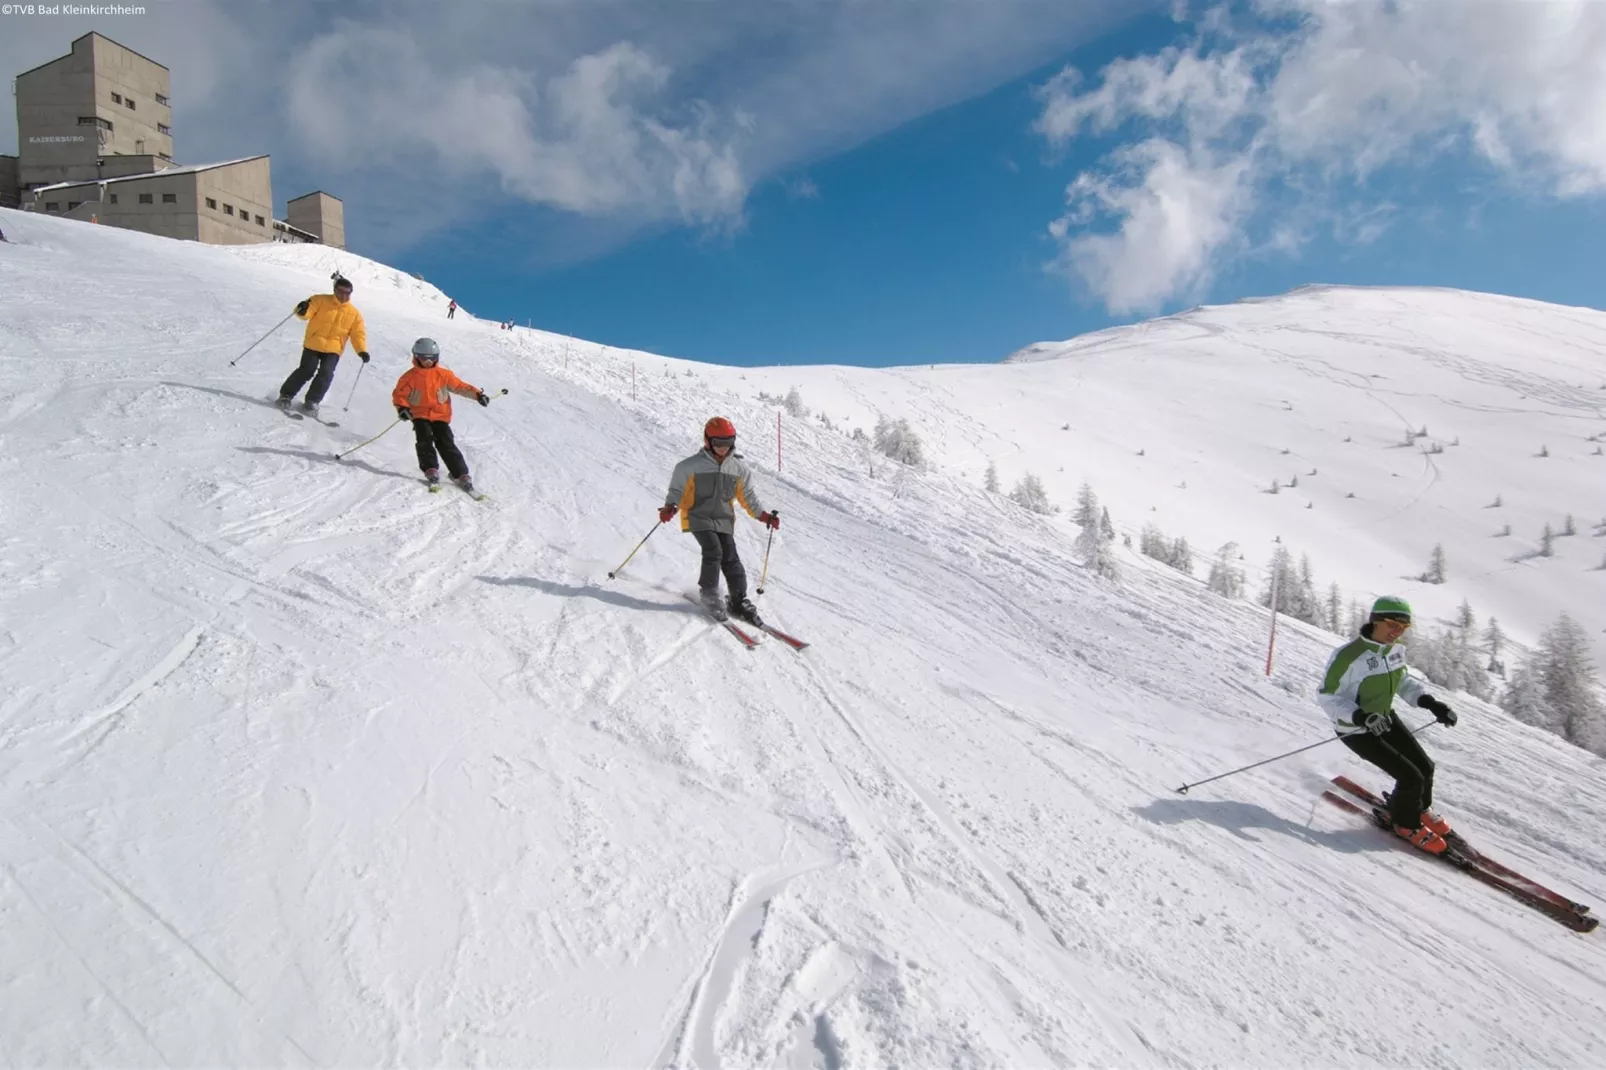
[279,348,341,404]
[692,529,746,601]
[1340,714,1435,827]
[412,419,468,479]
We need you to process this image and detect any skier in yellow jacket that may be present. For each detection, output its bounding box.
[276,276,370,417]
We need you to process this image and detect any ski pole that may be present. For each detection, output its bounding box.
[332,417,402,461]
[756,511,777,595]
[1175,719,1436,795]
[607,520,663,580]
[342,359,366,411]
[228,311,295,367]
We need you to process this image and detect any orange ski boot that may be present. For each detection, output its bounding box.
[1395,822,1448,855]
[1419,809,1451,837]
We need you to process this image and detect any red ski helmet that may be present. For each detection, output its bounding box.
[704,416,736,445]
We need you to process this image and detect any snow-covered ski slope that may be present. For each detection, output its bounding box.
[1,206,1604,1068]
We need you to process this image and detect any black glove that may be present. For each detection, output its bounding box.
[396,406,412,421]
[358,351,370,364]
[1359,711,1391,737]
[1419,695,1457,727]
[295,300,310,316]
[476,391,490,407]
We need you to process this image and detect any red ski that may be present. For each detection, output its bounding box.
[757,623,809,651]
[1325,777,1596,934]
[684,594,758,649]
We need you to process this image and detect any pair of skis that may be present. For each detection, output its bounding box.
[1323,776,1596,933]
[684,595,809,651]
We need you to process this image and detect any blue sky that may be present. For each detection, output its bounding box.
[6,2,1605,367]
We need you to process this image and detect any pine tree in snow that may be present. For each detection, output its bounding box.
[1140,524,1168,561]
[873,415,925,469]
[1456,599,1475,632]
[1347,598,1368,636]
[1292,554,1320,624]
[1501,661,1558,733]
[1169,536,1193,576]
[1535,614,1606,753]
[1099,506,1115,543]
[1425,543,1447,584]
[984,462,999,494]
[1483,618,1506,674]
[1325,583,1343,634]
[1207,543,1244,599]
[1075,483,1099,530]
[1540,523,1556,557]
[1074,487,1120,580]
[1008,473,1055,514]
[1563,514,1577,536]
[783,387,808,418]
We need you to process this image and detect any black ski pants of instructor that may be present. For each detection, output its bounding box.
[279,348,341,405]
[412,419,469,480]
[692,530,747,602]
[1340,713,1435,827]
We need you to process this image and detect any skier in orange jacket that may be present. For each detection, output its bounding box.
[392,338,492,492]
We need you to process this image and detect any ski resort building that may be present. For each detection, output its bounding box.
[6,32,345,248]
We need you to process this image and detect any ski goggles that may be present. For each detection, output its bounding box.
[707,436,735,449]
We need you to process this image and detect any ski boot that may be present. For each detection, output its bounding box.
[729,596,763,627]
[299,400,320,417]
[1419,808,1451,836]
[452,474,475,493]
[1393,821,1448,855]
[275,395,293,411]
[699,588,729,620]
[424,468,441,487]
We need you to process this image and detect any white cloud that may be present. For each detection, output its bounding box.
[1036,1,1606,313]
[2,0,1137,257]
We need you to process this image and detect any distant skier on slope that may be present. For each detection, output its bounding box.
[392,338,491,492]
[659,416,780,625]
[277,275,370,418]
[447,299,456,319]
[1316,595,1459,853]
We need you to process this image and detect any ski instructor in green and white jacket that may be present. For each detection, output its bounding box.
[1316,595,1460,854]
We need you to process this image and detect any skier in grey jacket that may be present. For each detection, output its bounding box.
[660,416,780,625]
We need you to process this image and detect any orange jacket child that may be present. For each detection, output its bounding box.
[392,337,493,491]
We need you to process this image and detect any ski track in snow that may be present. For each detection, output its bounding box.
[2,209,1605,1067]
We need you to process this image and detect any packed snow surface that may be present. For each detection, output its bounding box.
[1,207,1603,1067]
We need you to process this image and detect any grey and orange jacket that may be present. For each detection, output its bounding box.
[664,449,766,534]
[392,365,481,423]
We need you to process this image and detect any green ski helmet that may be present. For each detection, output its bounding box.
[1369,595,1413,622]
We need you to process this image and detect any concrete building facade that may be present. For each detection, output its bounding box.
[0,155,19,209]
[287,191,345,249]
[11,32,348,249]
[16,33,174,190]
[34,156,275,245]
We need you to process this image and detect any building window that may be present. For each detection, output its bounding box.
[78,116,113,131]
[68,201,81,210]
[255,214,265,225]
[158,123,170,135]
[155,93,168,106]
[163,193,178,204]
[109,194,119,204]
[112,92,122,104]
[127,98,136,110]
[45,202,60,212]
[139,193,154,204]
[206,197,217,209]
[223,204,234,216]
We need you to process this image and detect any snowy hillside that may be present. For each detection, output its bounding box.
[1,206,1604,1068]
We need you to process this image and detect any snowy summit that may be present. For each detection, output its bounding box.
[1,206,1604,1067]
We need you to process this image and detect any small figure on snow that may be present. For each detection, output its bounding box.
[1316,596,1459,853]
[447,299,457,320]
[392,338,492,492]
[659,417,780,625]
[278,276,369,418]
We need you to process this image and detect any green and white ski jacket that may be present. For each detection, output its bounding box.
[664,448,765,535]
[1315,633,1428,734]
